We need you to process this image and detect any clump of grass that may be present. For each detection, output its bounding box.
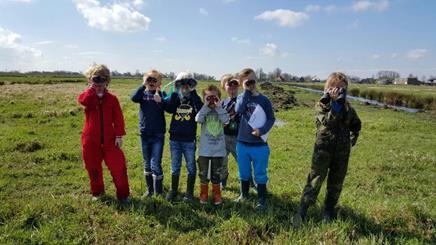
[15,140,43,153]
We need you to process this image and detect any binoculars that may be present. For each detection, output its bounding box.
[175,78,197,88]
[91,75,108,84]
[244,79,256,86]
[145,76,158,84]
[320,87,347,104]
[206,95,219,103]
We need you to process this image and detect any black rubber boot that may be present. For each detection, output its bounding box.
[322,195,337,222]
[255,184,267,210]
[234,180,249,202]
[154,175,164,196]
[144,174,154,197]
[165,175,179,201]
[292,200,309,228]
[183,174,196,202]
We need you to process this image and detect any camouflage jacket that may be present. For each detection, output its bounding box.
[314,101,361,147]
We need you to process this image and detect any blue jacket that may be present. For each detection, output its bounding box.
[235,90,275,145]
[131,86,167,136]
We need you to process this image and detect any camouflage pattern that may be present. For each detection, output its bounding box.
[300,101,361,209]
[198,156,224,184]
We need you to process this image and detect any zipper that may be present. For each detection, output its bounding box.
[99,98,104,145]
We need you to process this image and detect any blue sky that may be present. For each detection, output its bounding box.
[0,0,435,79]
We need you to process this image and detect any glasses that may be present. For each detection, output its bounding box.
[243,79,256,86]
[145,76,158,84]
[206,95,219,103]
[227,80,239,87]
[91,75,108,84]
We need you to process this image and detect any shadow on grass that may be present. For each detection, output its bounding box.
[97,193,433,243]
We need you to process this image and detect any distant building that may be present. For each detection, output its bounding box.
[393,77,421,85]
[376,78,393,85]
[424,78,436,86]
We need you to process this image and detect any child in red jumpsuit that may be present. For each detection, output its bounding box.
[78,64,130,204]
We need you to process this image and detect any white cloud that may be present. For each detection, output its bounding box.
[260,43,287,58]
[406,49,429,59]
[0,27,42,58]
[199,8,208,16]
[255,9,309,27]
[154,36,167,42]
[77,51,106,56]
[74,0,151,32]
[352,0,389,12]
[391,53,398,58]
[231,37,250,45]
[131,0,144,7]
[324,5,337,13]
[305,5,321,12]
[34,40,54,45]
[372,54,381,60]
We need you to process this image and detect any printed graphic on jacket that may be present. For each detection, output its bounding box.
[246,102,258,118]
[205,114,223,138]
[175,104,193,121]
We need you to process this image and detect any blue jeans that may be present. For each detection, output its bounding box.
[169,140,196,176]
[141,134,164,177]
[236,142,270,184]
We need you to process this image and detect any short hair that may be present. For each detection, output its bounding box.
[325,72,349,89]
[220,74,238,89]
[238,68,256,83]
[203,84,222,99]
[85,64,110,81]
[143,69,162,83]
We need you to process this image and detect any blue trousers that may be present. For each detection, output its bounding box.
[236,142,270,184]
[169,140,197,176]
[140,134,164,177]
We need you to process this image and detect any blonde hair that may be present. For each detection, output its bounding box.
[325,72,349,90]
[203,84,222,99]
[238,68,256,83]
[144,69,162,83]
[220,74,238,89]
[84,64,110,81]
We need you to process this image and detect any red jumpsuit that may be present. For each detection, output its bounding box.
[78,88,130,200]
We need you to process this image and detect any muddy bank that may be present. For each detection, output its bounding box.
[259,82,298,111]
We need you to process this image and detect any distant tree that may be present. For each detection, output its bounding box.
[376,70,400,79]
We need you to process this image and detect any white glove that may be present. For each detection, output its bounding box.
[115,137,123,148]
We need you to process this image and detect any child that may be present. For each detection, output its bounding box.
[131,69,167,197]
[293,72,361,226]
[234,68,275,210]
[165,71,204,201]
[195,85,230,205]
[220,74,241,189]
[78,64,130,204]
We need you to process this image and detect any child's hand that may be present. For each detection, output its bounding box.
[252,128,260,137]
[154,89,162,103]
[115,137,123,148]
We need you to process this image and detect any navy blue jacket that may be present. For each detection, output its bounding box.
[131,86,167,136]
[165,90,203,142]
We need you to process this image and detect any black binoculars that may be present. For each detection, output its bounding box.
[91,75,108,84]
[175,78,197,88]
[320,87,347,104]
[244,79,256,86]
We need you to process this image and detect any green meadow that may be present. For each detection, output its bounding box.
[0,78,435,244]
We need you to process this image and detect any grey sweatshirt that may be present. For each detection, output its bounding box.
[195,104,230,157]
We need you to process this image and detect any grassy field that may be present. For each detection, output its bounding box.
[293,82,436,111]
[0,78,435,244]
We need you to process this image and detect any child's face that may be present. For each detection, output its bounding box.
[179,84,191,97]
[225,80,239,96]
[144,76,161,91]
[204,90,220,108]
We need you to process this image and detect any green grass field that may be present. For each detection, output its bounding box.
[293,82,436,111]
[0,78,435,244]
